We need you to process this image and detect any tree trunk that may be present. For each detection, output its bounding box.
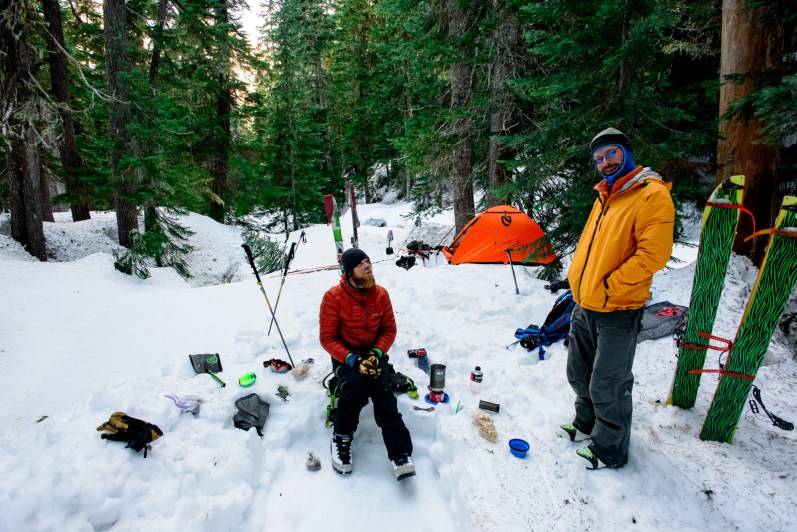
[144,0,169,235]
[104,0,138,247]
[42,0,91,221]
[1,0,47,260]
[208,1,230,224]
[5,135,30,247]
[148,0,169,96]
[449,0,475,233]
[39,156,54,222]
[312,33,334,179]
[486,0,517,208]
[209,72,231,223]
[23,126,47,257]
[716,0,783,266]
[404,59,413,199]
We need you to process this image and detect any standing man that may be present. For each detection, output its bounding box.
[319,248,415,480]
[562,127,675,469]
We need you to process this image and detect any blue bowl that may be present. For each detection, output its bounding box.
[509,438,530,458]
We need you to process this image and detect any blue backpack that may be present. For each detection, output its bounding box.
[511,290,575,357]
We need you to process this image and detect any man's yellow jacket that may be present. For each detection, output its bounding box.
[568,166,675,312]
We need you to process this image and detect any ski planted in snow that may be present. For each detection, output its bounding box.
[668,175,746,409]
[324,194,345,271]
[699,195,797,443]
[348,180,360,249]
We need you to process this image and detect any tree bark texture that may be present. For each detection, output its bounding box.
[449,0,475,233]
[487,0,517,208]
[144,0,169,235]
[1,0,47,260]
[104,0,138,247]
[208,1,230,224]
[42,0,91,221]
[39,157,54,222]
[717,0,783,266]
[312,33,334,179]
[148,0,169,95]
[209,72,231,223]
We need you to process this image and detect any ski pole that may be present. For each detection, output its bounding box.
[397,216,421,252]
[242,244,295,368]
[434,226,455,250]
[268,241,297,335]
[506,249,519,295]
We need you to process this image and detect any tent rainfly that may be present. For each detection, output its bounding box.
[442,205,557,265]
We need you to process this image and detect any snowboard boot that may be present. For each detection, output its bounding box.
[331,432,353,475]
[576,447,604,470]
[391,453,416,480]
[560,423,591,442]
[576,446,625,470]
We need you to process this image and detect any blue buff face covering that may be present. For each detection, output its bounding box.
[594,145,636,187]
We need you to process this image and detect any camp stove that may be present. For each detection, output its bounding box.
[427,364,447,403]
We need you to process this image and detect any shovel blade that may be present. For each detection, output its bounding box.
[189,353,223,374]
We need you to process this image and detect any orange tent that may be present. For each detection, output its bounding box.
[442,205,557,265]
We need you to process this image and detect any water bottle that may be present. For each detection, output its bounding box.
[469,366,483,394]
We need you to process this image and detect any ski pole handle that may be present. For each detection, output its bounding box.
[242,244,262,284]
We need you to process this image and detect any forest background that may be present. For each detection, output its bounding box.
[1,0,795,278]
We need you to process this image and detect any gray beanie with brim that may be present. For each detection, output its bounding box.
[590,127,632,153]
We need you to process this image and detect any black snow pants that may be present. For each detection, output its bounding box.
[566,304,643,467]
[332,356,413,461]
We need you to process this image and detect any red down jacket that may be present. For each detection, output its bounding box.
[319,275,397,364]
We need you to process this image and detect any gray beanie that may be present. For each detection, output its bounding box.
[341,248,369,277]
[590,127,632,153]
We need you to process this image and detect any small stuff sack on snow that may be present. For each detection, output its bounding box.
[97,412,163,457]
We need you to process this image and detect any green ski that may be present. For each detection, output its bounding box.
[324,194,345,271]
[668,175,745,409]
[700,196,797,443]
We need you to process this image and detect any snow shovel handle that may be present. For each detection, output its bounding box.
[242,244,262,284]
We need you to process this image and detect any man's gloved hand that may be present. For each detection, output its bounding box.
[345,350,382,378]
[358,354,381,377]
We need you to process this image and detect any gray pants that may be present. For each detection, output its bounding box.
[566,304,642,467]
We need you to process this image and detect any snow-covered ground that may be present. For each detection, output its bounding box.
[0,201,795,531]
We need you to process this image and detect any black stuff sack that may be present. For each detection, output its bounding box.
[97,412,163,457]
[396,255,416,270]
[386,364,420,399]
[233,393,270,436]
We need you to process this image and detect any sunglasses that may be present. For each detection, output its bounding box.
[593,147,621,165]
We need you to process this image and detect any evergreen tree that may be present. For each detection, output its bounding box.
[510,0,722,264]
[254,0,329,234]
[372,0,452,211]
[1,0,49,260]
